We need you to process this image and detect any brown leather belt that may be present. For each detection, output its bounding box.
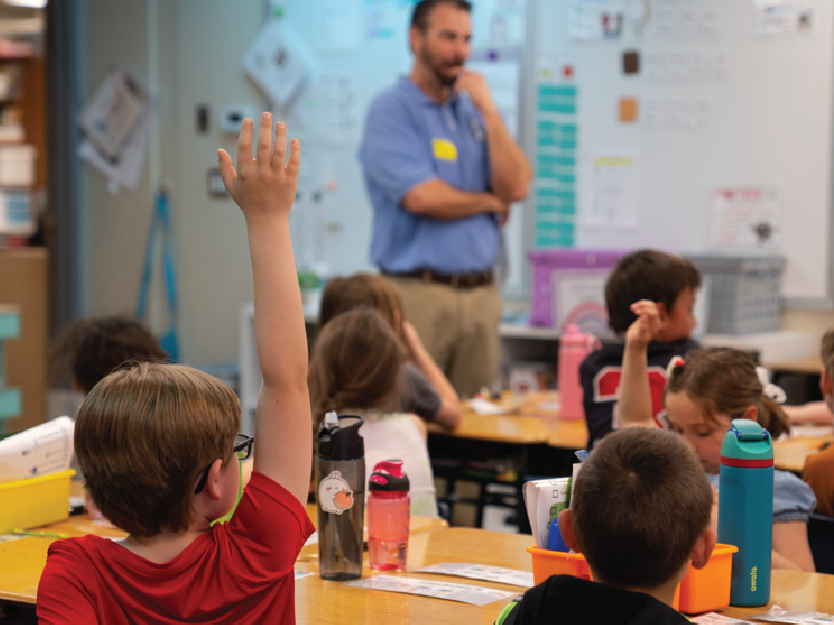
[382,268,493,289]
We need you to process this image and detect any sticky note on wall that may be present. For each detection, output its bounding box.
[619,97,638,122]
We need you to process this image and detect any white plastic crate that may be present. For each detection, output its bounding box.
[684,254,784,335]
[0,144,35,187]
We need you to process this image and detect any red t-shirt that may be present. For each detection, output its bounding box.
[37,472,315,624]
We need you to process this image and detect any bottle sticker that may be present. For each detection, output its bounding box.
[319,470,354,515]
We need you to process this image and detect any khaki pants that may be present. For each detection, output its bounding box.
[386,277,502,398]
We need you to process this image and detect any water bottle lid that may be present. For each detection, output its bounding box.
[324,411,338,428]
[317,414,365,461]
[720,418,773,466]
[369,459,409,492]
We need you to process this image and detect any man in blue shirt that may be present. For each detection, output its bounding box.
[359,0,531,397]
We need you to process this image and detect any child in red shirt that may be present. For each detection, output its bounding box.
[37,115,314,624]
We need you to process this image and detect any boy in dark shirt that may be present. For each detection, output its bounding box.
[496,427,715,624]
[581,249,701,449]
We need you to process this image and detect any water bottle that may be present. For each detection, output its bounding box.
[718,418,773,607]
[368,460,410,572]
[316,412,365,581]
[558,324,599,420]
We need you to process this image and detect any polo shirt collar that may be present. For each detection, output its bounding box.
[398,75,460,109]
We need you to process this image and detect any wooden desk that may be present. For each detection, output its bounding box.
[0,506,445,605]
[774,435,833,474]
[769,356,824,375]
[428,393,585,532]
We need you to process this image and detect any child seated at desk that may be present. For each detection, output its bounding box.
[580,250,701,450]
[37,115,315,623]
[802,329,834,517]
[618,300,816,572]
[496,428,715,625]
[311,307,439,517]
[320,273,462,429]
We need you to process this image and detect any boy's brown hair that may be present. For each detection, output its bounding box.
[75,362,240,537]
[605,250,701,335]
[821,330,834,377]
[319,273,406,345]
[49,316,168,394]
[311,308,403,432]
[572,427,712,588]
[665,347,790,439]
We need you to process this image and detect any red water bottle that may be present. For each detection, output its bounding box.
[368,460,409,572]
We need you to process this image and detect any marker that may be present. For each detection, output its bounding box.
[13,529,69,538]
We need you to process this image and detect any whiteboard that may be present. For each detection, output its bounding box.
[531,0,834,303]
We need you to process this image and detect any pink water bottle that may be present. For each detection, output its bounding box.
[558,324,599,421]
[368,460,410,572]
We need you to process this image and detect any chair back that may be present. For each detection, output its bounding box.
[808,513,834,574]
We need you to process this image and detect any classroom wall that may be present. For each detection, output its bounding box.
[78,0,265,364]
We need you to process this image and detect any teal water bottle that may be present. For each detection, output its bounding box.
[718,419,773,607]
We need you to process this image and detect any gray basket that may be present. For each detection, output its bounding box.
[684,254,784,335]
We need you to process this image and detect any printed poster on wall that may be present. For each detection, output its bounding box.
[568,0,625,40]
[583,149,640,229]
[710,186,781,250]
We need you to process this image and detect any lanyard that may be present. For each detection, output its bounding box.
[136,187,179,361]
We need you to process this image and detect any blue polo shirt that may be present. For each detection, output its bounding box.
[359,76,497,274]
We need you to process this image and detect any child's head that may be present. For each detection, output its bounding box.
[820,330,834,411]
[75,362,241,537]
[50,316,168,394]
[565,427,714,591]
[605,250,701,339]
[319,273,406,345]
[664,348,790,474]
[311,308,404,431]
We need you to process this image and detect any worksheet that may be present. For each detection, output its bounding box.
[346,575,517,606]
[416,563,534,588]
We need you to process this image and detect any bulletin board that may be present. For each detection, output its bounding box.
[260,0,530,297]
[530,0,834,304]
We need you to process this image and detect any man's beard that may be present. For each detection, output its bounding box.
[420,46,465,87]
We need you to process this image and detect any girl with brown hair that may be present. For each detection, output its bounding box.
[618,300,816,572]
[311,307,438,518]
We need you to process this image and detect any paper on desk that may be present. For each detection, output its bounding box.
[790,425,834,439]
[468,398,519,415]
[690,614,753,624]
[751,605,834,623]
[416,563,534,588]
[294,571,314,581]
[0,417,75,483]
[346,575,516,606]
[524,477,572,549]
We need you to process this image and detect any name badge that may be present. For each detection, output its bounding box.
[432,138,458,161]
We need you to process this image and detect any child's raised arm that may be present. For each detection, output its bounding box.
[218,114,311,505]
[618,300,663,429]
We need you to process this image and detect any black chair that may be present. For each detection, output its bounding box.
[808,513,834,574]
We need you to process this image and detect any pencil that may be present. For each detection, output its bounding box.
[12,528,69,538]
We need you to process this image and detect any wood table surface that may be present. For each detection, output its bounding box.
[428,392,587,449]
[774,434,833,474]
[0,501,445,605]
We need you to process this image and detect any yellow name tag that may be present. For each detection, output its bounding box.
[432,138,458,161]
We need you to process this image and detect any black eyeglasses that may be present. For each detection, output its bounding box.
[194,433,254,494]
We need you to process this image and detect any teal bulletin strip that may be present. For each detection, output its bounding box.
[536,83,578,249]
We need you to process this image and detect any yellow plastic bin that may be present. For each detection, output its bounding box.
[0,469,76,534]
[528,543,737,614]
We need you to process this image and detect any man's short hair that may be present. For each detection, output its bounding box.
[605,249,701,335]
[75,362,240,537]
[572,427,712,589]
[822,330,834,378]
[411,0,472,32]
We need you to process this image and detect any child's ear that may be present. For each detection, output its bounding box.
[690,526,717,570]
[821,369,833,398]
[557,508,580,552]
[742,404,758,423]
[203,459,226,502]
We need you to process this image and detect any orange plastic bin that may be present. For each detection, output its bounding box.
[528,543,738,614]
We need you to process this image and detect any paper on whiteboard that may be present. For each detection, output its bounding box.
[753,0,818,38]
[313,74,360,146]
[584,150,640,228]
[569,0,625,40]
[242,20,311,107]
[711,186,781,250]
[0,416,75,483]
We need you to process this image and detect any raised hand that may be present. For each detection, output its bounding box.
[627,300,664,350]
[217,113,300,224]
